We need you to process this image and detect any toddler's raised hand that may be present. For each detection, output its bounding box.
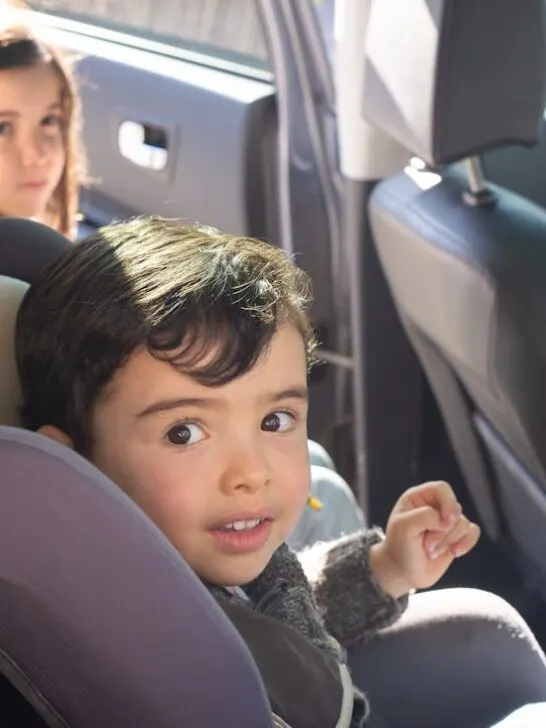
[369,481,481,598]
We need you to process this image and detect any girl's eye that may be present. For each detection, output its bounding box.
[166,422,205,446]
[41,114,62,128]
[261,410,295,433]
[0,121,12,136]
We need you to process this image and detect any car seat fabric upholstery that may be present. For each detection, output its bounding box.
[0,276,27,426]
[0,218,70,426]
[370,166,546,546]
[0,427,273,727]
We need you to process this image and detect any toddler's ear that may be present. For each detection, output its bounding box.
[38,425,74,449]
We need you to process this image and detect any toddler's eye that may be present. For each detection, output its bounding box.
[0,122,12,136]
[261,411,295,433]
[166,422,205,446]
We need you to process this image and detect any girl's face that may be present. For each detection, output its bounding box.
[0,61,66,225]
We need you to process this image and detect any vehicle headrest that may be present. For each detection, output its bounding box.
[0,276,28,427]
[0,218,71,427]
[363,0,546,165]
[0,218,71,283]
[0,427,272,728]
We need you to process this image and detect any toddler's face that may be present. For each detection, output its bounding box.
[88,325,311,586]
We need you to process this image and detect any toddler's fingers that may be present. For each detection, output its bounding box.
[400,481,461,524]
[390,505,444,539]
[426,517,480,559]
[425,514,470,556]
[449,523,481,558]
[430,482,462,524]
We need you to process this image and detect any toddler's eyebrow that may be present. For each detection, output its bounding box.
[266,387,308,404]
[135,386,308,419]
[136,397,221,418]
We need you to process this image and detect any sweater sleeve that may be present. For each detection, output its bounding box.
[297,527,409,649]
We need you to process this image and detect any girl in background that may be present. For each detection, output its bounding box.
[0,13,85,237]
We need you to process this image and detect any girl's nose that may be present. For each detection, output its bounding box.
[19,132,49,168]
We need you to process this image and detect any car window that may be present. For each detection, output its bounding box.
[30,1,338,71]
[313,0,335,60]
[30,0,269,69]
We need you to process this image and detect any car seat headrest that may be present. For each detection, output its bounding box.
[0,427,272,727]
[0,218,71,283]
[0,217,73,427]
[0,276,28,426]
[363,0,546,165]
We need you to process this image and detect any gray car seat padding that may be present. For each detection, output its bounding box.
[0,426,272,727]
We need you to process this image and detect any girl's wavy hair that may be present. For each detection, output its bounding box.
[0,17,87,236]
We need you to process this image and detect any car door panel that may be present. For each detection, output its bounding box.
[47,22,277,239]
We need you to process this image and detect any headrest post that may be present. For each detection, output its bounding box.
[465,157,486,194]
[463,156,497,208]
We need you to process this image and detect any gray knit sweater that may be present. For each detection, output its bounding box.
[208,527,409,726]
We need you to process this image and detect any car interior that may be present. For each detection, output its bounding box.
[366,0,546,603]
[2,0,546,723]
